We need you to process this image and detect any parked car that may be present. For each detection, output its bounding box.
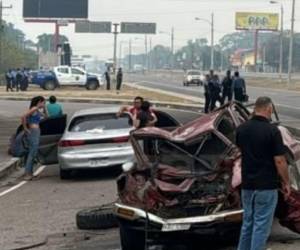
[31,66,104,91]
[28,107,200,179]
[183,70,205,86]
[115,102,300,250]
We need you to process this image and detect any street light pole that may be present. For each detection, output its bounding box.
[288,0,296,86]
[210,12,214,70]
[195,12,215,70]
[270,1,284,81]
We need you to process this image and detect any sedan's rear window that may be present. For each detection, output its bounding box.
[69,114,132,132]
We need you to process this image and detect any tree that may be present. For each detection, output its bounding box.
[0,22,38,73]
[37,33,69,53]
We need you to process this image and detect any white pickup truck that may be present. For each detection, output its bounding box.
[32,66,104,91]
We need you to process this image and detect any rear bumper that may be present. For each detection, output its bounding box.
[58,147,134,170]
[115,203,243,234]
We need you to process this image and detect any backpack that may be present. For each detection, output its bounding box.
[8,129,28,157]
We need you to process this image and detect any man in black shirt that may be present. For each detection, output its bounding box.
[237,97,290,250]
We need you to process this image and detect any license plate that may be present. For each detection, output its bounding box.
[89,158,109,166]
[162,223,191,232]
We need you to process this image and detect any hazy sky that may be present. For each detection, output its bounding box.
[2,0,299,60]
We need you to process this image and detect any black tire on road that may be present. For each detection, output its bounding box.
[43,80,56,91]
[86,80,99,90]
[120,223,145,250]
[60,169,72,180]
[76,205,118,230]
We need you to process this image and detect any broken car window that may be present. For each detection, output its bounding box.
[137,133,229,175]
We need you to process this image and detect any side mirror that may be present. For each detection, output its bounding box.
[122,162,135,172]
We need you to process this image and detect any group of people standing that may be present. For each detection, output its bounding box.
[104,67,123,93]
[204,70,247,113]
[5,68,30,92]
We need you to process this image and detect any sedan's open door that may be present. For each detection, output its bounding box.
[38,115,67,165]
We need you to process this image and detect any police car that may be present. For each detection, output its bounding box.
[30,66,104,91]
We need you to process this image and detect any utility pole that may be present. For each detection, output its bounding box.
[210,12,214,70]
[112,23,119,74]
[171,27,174,69]
[129,39,132,71]
[279,4,284,81]
[145,34,148,71]
[0,0,12,72]
[288,0,296,86]
[149,37,152,70]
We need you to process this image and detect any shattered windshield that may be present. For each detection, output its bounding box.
[138,133,229,175]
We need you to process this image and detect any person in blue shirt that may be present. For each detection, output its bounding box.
[46,96,63,118]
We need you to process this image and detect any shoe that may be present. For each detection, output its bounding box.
[23,174,33,181]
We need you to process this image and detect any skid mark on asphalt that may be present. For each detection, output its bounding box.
[0,165,46,197]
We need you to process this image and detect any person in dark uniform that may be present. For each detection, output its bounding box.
[209,74,223,111]
[21,68,29,91]
[5,69,13,92]
[116,68,123,93]
[203,74,211,113]
[222,70,233,103]
[15,68,23,92]
[104,69,111,90]
[233,71,246,102]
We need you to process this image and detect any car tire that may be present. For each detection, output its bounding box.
[76,204,118,230]
[60,169,72,180]
[120,223,145,250]
[86,80,99,90]
[43,80,56,91]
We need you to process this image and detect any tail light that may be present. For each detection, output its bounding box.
[58,140,85,147]
[112,136,129,143]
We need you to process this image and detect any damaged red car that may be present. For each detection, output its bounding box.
[115,102,300,250]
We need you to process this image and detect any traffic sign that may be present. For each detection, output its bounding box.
[121,22,156,34]
[75,21,112,33]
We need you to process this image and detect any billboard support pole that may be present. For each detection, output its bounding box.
[113,23,119,74]
[54,22,60,52]
[254,29,258,72]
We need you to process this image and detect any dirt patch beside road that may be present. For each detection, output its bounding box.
[0,84,197,104]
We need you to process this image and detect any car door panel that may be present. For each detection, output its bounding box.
[38,115,67,165]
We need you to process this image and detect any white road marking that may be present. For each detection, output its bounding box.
[0,165,46,198]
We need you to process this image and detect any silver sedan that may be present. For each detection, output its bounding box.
[58,107,134,179]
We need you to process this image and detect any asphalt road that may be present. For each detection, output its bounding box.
[127,74,300,122]
[1,100,300,250]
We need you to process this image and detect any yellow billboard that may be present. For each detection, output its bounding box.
[236,12,279,31]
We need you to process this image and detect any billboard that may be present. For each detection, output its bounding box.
[236,12,279,31]
[121,22,156,34]
[75,21,112,33]
[23,0,88,19]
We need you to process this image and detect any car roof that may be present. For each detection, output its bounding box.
[72,106,120,117]
[71,106,200,125]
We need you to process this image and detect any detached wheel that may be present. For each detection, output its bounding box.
[60,169,72,180]
[76,204,118,230]
[43,80,56,91]
[120,223,145,250]
[86,80,99,90]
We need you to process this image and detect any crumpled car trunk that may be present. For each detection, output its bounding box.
[118,131,242,218]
